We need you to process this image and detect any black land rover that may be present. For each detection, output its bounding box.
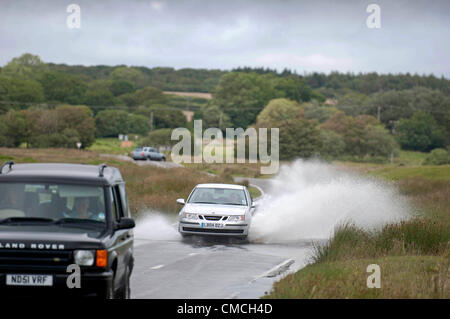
[0,162,135,298]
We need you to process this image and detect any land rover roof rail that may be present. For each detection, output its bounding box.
[0,161,14,174]
[98,163,107,177]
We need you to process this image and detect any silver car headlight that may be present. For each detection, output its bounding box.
[74,250,95,266]
[183,213,198,220]
[228,215,245,222]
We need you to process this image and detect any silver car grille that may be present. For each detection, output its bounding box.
[200,215,228,221]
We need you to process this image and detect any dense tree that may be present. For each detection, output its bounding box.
[38,72,87,104]
[273,75,320,103]
[255,98,302,127]
[0,118,7,146]
[321,111,396,158]
[255,98,321,160]
[396,111,445,152]
[1,53,48,80]
[200,104,231,131]
[0,110,29,147]
[84,85,118,107]
[276,118,322,160]
[336,92,370,116]
[110,67,148,89]
[54,105,96,148]
[110,80,135,96]
[135,105,187,129]
[212,72,281,128]
[126,114,150,135]
[319,130,346,159]
[95,110,150,137]
[364,125,399,157]
[95,110,129,137]
[303,101,338,123]
[364,87,449,130]
[118,86,167,107]
[0,76,44,108]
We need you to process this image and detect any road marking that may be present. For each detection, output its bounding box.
[251,258,295,282]
[151,264,165,270]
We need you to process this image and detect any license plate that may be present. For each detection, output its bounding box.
[201,222,225,229]
[6,274,53,286]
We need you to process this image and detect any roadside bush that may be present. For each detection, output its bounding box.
[0,110,30,147]
[95,110,129,137]
[423,148,450,165]
[127,114,150,135]
[23,105,95,148]
[396,111,445,152]
[54,105,96,148]
[321,111,398,159]
[31,128,81,148]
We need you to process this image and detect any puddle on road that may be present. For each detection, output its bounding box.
[134,211,323,250]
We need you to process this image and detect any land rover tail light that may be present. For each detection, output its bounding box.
[96,250,107,267]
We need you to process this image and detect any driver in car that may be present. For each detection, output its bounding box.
[63,197,105,221]
[229,193,242,205]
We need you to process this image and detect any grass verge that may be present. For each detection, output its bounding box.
[265,255,449,299]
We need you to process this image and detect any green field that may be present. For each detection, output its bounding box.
[368,165,450,181]
[87,138,138,155]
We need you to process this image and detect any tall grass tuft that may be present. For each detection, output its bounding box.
[313,219,449,263]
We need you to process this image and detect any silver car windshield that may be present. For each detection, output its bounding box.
[0,182,106,225]
[188,188,247,206]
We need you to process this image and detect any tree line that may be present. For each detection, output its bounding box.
[0,53,448,163]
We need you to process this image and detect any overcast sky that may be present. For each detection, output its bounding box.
[1,0,449,77]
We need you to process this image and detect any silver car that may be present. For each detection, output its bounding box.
[131,147,166,161]
[177,183,256,239]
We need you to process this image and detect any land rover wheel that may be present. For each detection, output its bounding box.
[116,265,131,299]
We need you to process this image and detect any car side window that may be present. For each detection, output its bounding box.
[246,189,252,205]
[112,185,124,220]
[118,184,129,218]
[110,187,119,221]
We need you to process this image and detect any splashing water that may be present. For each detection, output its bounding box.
[134,212,180,241]
[249,160,412,244]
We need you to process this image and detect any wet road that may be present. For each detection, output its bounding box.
[131,236,313,299]
[130,176,315,299]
